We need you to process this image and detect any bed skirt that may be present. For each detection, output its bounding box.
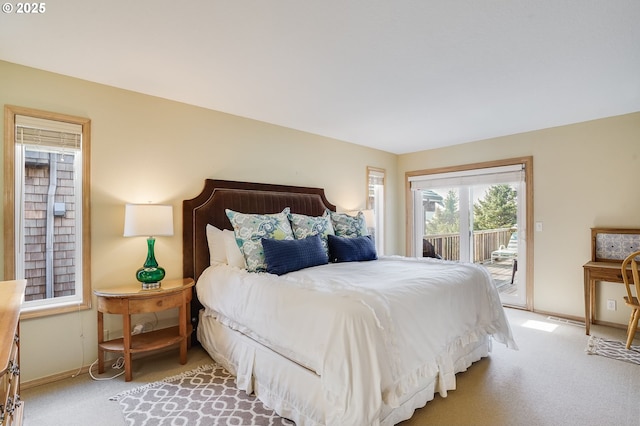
[197,311,491,425]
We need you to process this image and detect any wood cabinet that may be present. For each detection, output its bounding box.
[0,280,26,426]
[94,278,195,381]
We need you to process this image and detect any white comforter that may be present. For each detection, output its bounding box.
[196,256,517,425]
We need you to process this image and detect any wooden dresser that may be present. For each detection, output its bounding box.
[0,280,26,426]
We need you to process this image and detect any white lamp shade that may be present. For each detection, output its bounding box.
[361,209,375,229]
[123,204,174,237]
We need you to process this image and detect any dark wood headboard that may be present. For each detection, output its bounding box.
[182,179,336,342]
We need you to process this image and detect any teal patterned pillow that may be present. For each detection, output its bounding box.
[288,211,335,254]
[330,210,369,237]
[225,208,294,272]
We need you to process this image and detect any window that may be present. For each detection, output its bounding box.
[367,167,385,255]
[4,105,91,318]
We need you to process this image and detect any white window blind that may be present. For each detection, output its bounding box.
[409,164,524,190]
[16,115,82,151]
[368,169,385,184]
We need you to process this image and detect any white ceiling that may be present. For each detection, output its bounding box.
[1,1,639,154]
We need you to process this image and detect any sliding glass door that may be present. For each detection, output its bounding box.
[410,164,528,307]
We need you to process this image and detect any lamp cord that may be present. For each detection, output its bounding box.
[89,357,125,381]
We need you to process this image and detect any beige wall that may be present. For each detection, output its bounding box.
[397,112,640,324]
[0,61,397,382]
[3,58,639,384]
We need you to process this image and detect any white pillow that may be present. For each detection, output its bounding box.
[223,229,247,269]
[206,224,227,265]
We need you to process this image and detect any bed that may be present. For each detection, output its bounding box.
[183,179,516,426]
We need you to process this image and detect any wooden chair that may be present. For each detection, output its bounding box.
[491,232,518,262]
[422,239,442,259]
[621,250,640,349]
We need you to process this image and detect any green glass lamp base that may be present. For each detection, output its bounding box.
[136,266,165,290]
[136,237,165,290]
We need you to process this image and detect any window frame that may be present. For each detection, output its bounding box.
[4,105,92,319]
[366,166,385,255]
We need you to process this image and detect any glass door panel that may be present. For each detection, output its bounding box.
[472,182,524,306]
[414,177,526,307]
[421,187,463,262]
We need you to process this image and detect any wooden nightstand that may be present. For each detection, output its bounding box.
[94,278,195,381]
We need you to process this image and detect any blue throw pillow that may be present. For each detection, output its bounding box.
[262,234,329,275]
[327,234,377,263]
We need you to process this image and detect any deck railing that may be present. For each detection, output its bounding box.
[424,228,514,263]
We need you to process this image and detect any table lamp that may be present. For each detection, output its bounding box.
[123,204,174,289]
[361,209,375,230]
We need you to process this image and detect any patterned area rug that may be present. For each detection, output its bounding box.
[110,364,294,425]
[586,335,640,365]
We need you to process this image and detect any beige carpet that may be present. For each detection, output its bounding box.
[21,308,640,426]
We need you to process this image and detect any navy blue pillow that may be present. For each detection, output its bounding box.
[327,234,377,263]
[262,234,329,275]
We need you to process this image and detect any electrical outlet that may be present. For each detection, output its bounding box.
[606,299,617,311]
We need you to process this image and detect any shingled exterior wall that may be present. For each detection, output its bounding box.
[23,151,76,301]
